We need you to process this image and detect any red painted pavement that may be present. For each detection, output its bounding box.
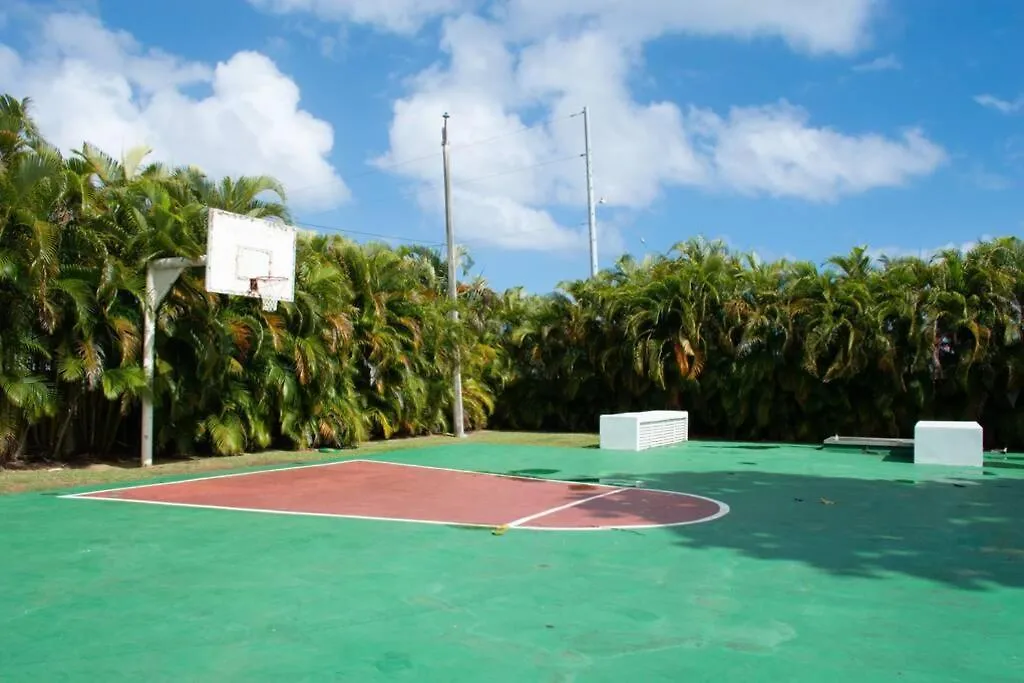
[74,460,728,530]
[524,487,726,529]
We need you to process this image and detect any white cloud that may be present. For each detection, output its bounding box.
[852,53,901,72]
[247,0,469,34]
[866,236,994,263]
[498,0,879,54]
[965,167,1013,191]
[372,16,944,251]
[0,13,348,210]
[252,0,880,55]
[974,93,1024,115]
[691,102,946,200]
[319,35,337,58]
[240,0,945,255]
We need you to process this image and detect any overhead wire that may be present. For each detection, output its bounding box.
[450,113,577,152]
[291,112,587,249]
[289,112,578,202]
[453,154,583,188]
[294,220,446,247]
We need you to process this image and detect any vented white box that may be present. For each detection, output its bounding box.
[600,411,689,451]
[914,421,983,467]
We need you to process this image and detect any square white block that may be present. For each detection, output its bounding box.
[914,421,983,467]
[600,411,688,451]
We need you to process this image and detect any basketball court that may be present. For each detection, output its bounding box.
[4,211,1022,681]
[4,441,1023,682]
[61,459,728,531]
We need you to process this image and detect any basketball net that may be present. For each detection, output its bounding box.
[250,277,285,312]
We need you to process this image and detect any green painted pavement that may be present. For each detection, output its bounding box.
[2,441,1023,681]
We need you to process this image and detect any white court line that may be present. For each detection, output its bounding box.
[59,457,731,530]
[58,458,365,498]
[58,457,576,499]
[362,458,625,489]
[361,459,731,512]
[62,495,500,527]
[504,488,623,528]
[60,492,726,530]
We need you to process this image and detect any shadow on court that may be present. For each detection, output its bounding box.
[562,467,1024,591]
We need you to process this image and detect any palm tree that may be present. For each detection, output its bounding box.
[4,90,1023,463]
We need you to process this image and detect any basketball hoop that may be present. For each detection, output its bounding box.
[249,276,288,312]
[206,209,297,312]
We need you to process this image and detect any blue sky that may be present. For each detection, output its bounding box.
[1,0,1021,292]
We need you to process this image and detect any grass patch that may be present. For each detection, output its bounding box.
[0,431,597,495]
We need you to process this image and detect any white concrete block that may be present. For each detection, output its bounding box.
[914,421,984,467]
[600,411,688,451]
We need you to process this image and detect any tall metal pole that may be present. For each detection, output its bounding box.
[141,267,159,468]
[141,256,205,466]
[583,106,598,278]
[442,113,466,438]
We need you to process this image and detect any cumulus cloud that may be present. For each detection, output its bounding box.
[866,236,995,263]
[689,102,946,200]
[247,0,470,34]
[370,15,945,251]
[248,0,946,252]
[0,13,348,210]
[242,1,948,254]
[498,0,879,54]
[253,0,881,54]
[852,53,902,72]
[974,94,1024,115]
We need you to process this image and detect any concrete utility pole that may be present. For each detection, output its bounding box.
[441,113,466,438]
[582,106,598,278]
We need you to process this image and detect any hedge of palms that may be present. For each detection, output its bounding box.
[498,240,1023,450]
[2,95,1021,462]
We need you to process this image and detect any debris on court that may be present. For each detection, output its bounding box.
[600,479,644,488]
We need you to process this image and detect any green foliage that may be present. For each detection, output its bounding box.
[1,95,1021,462]
[0,97,488,462]
[494,238,1024,449]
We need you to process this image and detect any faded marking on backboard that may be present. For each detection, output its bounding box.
[205,209,297,302]
[236,247,273,279]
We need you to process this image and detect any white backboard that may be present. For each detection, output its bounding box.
[205,209,296,303]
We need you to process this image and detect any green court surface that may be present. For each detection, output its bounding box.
[3,441,1023,682]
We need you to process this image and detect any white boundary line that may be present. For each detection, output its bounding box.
[59,457,731,531]
[58,457,616,499]
[58,495,503,528]
[60,492,728,531]
[505,488,623,528]
[362,459,732,516]
[363,459,617,489]
[58,458,363,498]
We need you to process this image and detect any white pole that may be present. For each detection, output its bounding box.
[141,267,157,468]
[141,257,205,466]
[583,106,598,278]
[441,113,466,438]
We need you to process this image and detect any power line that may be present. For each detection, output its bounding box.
[387,153,583,193]
[454,154,583,189]
[376,112,575,165]
[294,220,445,247]
[291,152,585,247]
[294,217,553,253]
[285,113,590,252]
[451,113,577,152]
[298,153,584,208]
[289,113,578,205]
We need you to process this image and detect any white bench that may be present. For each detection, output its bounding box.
[600,411,689,451]
[914,421,983,467]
